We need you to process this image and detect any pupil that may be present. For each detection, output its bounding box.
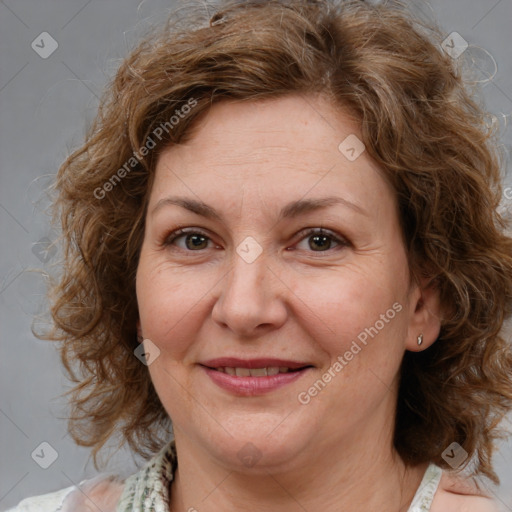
[187,234,207,249]
[311,235,330,251]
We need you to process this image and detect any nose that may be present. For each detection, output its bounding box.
[211,243,288,339]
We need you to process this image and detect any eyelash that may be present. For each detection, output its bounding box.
[162,227,350,255]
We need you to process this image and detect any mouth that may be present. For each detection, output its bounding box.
[204,366,310,376]
[200,357,313,374]
[199,358,314,395]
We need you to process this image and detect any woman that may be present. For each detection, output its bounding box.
[8,0,512,510]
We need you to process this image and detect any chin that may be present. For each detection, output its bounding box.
[195,412,317,473]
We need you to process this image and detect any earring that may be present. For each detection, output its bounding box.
[417,333,423,346]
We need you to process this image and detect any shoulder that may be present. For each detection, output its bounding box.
[431,470,500,512]
[5,485,75,512]
[6,476,125,512]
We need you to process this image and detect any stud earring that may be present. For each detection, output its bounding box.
[417,333,423,346]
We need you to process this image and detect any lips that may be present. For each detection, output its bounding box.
[216,366,294,376]
[201,357,311,371]
[200,358,313,396]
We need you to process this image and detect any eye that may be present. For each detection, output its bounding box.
[163,227,349,254]
[164,228,216,251]
[292,227,349,253]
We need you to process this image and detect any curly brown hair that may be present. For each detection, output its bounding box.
[42,0,512,483]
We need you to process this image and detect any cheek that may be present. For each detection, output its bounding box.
[288,263,410,386]
[296,265,406,334]
[292,271,409,410]
[135,253,220,356]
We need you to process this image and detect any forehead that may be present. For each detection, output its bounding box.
[169,94,359,169]
[150,94,395,217]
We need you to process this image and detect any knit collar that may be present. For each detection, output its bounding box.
[116,440,177,512]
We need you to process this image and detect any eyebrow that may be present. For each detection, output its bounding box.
[151,195,367,221]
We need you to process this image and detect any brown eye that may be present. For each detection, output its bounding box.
[165,229,213,251]
[294,228,349,253]
[309,234,334,251]
[183,233,209,250]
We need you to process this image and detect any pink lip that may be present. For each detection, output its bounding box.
[199,358,313,396]
[202,367,309,396]
[201,357,310,369]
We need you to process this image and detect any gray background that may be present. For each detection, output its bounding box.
[1,0,511,510]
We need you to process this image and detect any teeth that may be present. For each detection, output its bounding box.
[217,366,293,376]
[249,368,267,377]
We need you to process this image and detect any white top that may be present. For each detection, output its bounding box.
[6,441,443,511]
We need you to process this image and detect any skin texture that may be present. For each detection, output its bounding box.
[135,94,494,511]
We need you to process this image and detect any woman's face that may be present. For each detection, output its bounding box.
[136,94,426,471]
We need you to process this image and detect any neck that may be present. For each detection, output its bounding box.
[168,420,427,512]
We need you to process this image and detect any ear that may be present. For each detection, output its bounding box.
[405,276,442,352]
